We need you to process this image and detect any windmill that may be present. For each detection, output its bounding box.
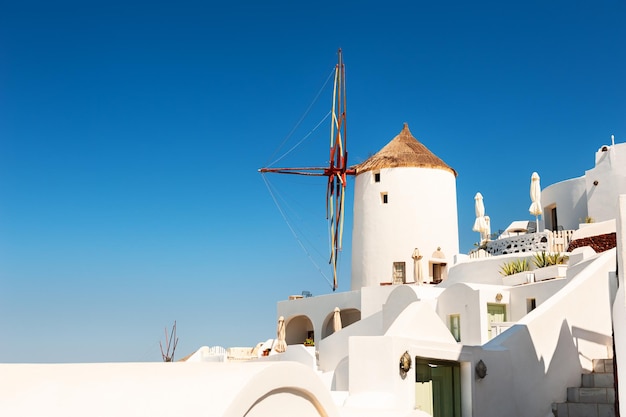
[159,321,179,362]
[259,49,355,291]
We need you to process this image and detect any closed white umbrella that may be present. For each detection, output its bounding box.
[275,316,287,353]
[473,192,489,242]
[529,172,542,232]
[412,248,423,285]
[333,307,342,333]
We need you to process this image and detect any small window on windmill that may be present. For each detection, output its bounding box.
[527,298,536,312]
[381,192,388,204]
[374,171,381,183]
[393,262,406,284]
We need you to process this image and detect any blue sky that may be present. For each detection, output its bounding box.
[1,0,624,362]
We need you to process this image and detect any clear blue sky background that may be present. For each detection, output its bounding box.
[1,0,624,362]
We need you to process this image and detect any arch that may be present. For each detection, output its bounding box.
[321,308,362,339]
[244,387,330,417]
[286,315,314,345]
[222,362,340,417]
[341,308,361,327]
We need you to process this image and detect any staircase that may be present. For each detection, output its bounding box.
[553,358,616,417]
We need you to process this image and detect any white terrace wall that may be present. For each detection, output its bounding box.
[471,249,616,417]
[508,278,567,322]
[474,230,574,257]
[444,252,535,288]
[277,290,361,346]
[0,361,340,417]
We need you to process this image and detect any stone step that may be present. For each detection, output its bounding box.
[554,402,615,417]
[582,372,614,388]
[567,387,615,403]
[593,358,614,373]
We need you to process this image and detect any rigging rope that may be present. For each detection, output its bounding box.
[264,68,335,167]
[265,110,331,168]
[261,173,335,289]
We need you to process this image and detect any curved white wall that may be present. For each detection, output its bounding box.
[351,167,459,289]
[541,141,626,231]
[541,176,587,230]
[0,361,340,417]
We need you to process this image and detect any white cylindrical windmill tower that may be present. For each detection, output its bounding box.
[351,124,459,290]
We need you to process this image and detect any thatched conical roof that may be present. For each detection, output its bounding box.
[354,124,457,177]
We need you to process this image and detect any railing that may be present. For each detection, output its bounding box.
[468,248,492,259]
[549,229,575,253]
[471,230,576,257]
[489,322,514,339]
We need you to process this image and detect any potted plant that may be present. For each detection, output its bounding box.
[532,252,568,281]
[500,258,532,286]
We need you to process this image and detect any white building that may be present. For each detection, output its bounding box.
[543,139,626,231]
[3,129,626,417]
[351,123,459,289]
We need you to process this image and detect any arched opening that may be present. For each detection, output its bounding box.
[244,387,329,417]
[321,308,362,339]
[285,315,314,345]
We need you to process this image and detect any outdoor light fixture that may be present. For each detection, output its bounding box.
[399,351,412,379]
[475,359,487,379]
[495,293,503,302]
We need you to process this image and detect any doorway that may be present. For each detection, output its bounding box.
[487,303,506,339]
[415,358,461,417]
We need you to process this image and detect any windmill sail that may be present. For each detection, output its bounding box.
[260,49,355,290]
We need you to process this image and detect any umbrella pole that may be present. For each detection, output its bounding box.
[535,215,539,233]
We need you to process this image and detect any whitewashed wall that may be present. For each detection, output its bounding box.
[277,290,361,346]
[351,167,459,289]
[586,143,626,223]
[471,249,616,417]
[541,176,587,231]
[612,195,626,417]
[0,361,340,417]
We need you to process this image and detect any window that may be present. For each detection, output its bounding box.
[527,298,536,312]
[381,192,388,204]
[393,262,406,284]
[374,171,381,183]
[449,314,461,342]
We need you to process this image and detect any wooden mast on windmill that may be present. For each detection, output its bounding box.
[259,49,355,291]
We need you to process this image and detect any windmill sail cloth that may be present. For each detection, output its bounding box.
[529,172,542,216]
[333,307,342,333]
[472,192,488,234]
[275,316,287,353]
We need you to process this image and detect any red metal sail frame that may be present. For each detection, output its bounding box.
[259,49,355,291]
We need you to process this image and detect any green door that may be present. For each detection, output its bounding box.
[487,303,506,339]
[415,358,461,417]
